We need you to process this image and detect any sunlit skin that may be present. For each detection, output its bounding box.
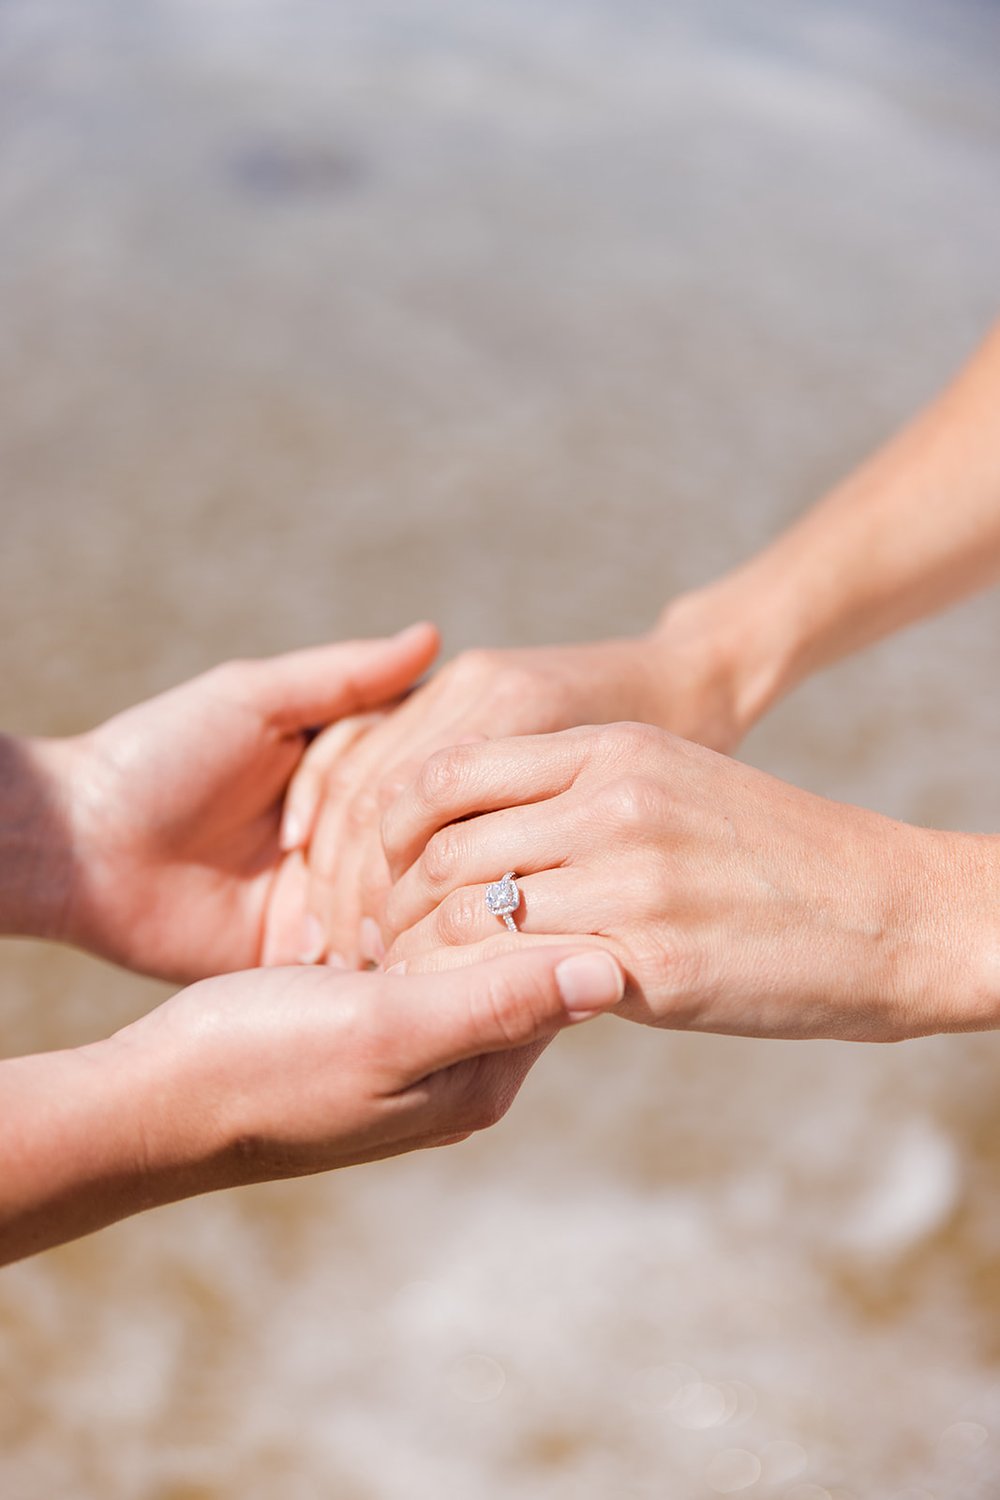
[283,632,734,968]
[380,722,1000,1043]
[0,947,622,1266]
[294,322,1000,1008]
[2,626,442,982]
[0,630,625,1263]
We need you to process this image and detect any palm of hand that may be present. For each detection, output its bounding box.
[68,670,305,982]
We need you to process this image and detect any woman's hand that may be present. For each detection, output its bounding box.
[0,946,624,1264]
[380,723,999,1043]
[27,626,439,984]
[286,607,757,969]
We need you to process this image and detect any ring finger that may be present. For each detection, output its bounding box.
[384,795,583,941]
[385,867,615,966]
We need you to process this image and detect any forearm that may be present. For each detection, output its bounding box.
[0,1025,226,1265]
[655,323,1000,737]
[0,735,77,942]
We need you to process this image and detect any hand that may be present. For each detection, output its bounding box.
[0,946,625,1263]
[136,945,625,1178]
[41,625,439,983]
[380,723,992,1042]
[286,607,751,969]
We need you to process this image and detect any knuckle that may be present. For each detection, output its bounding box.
[490,662,538,707]
[621,718,660,748]
[434,886,484,947]
[448,647,495,687]
[470,969,544,1052]
[344,785,379,838]
[416,745,470,810]
[594,774,667,831]
[376,769,409,816]
[596,720,660,763]
[317,764,352,811]
[421,826,463,889]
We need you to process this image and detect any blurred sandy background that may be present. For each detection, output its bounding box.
[2,1,1000,1496]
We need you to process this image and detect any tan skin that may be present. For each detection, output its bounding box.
[0,947,622,1266]
[0,628,625,1263]
[282,634,733,966]
[4,627,443,981]
[379,722,1000,1043]
[294,323,1000,975]
[8,321,1000,1258]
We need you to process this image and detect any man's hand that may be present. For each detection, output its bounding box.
[30,625,439,982]
[0,946,625,1264]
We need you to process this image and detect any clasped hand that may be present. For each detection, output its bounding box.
[372,723,973,1044]
[282,618,745,969]
[1,626,629,1262]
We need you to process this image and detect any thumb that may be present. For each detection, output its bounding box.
[250,624,440,732]
[378,946,625,1081]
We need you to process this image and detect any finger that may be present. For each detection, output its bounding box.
[384,799,579,940]
[306,723,402,966]
[302,692,461,966]
[356,840,393,963]
[387,868,620,965]
[356,729,492,955]
[247,623,440,733]
[387,929,614,974]
[304,787,369,967]
[382,730,588,882]
[311,716,485,964]
[280,710,385,852]
[259,850,309,966]
[372,945,625,1081]
[396,1039,551,1141]
[307,684,515,966]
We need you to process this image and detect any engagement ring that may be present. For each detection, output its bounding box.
[485,871,521,933]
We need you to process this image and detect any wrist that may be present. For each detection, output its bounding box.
[902,830,1000,1036]
[645,572,802,750]
[100,994,238,1200]
[0,734,80,944]
[0,1015,232,1264]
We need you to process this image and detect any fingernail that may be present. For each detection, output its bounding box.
[280,809,303,851]
[385,960,407,976]
[394,622,428,643]
[298,914,325,964]
[325,952,347,970]
[360,916,386,965]
[555,952,624,1020]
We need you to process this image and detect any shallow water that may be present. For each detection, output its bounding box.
[2,1,1000,1495]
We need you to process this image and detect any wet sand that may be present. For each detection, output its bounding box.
[2,1,1000,1495]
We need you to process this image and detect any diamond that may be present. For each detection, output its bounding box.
[485,872,520,917]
